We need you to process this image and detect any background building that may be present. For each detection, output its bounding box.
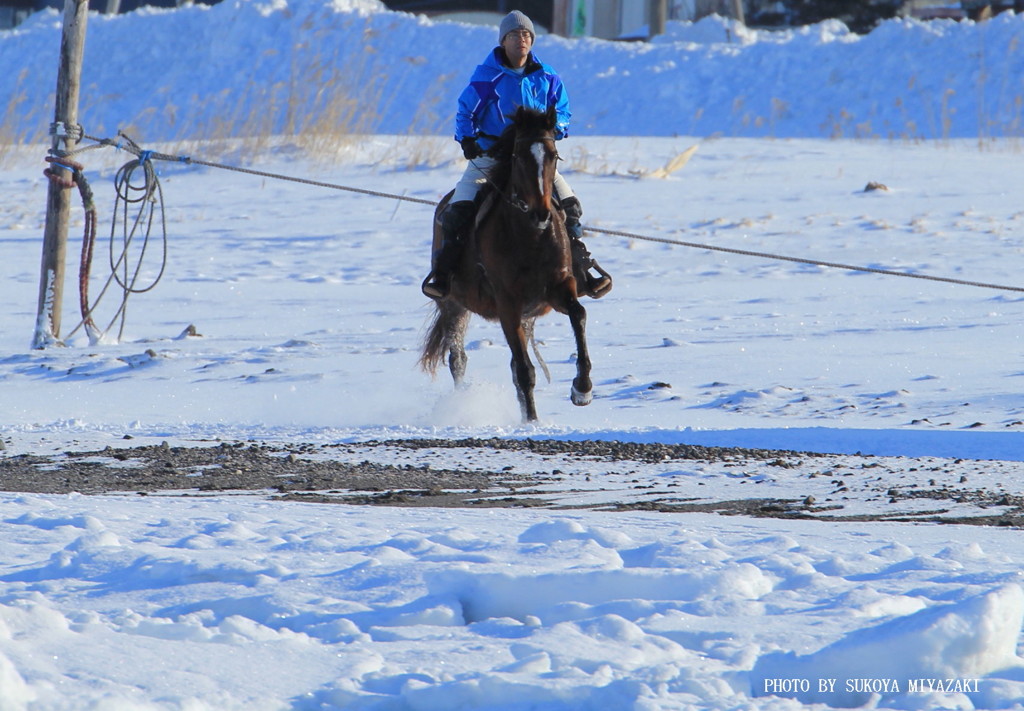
[3,1,1022,36]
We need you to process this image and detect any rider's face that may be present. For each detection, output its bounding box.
[502,29,533,67]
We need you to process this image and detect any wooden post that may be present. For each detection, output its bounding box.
[33,0,88,349]
[552,0,568,36]
[731,0,746,24]
[649,0,667,38]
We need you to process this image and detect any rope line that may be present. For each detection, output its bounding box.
[186,156,441,207]
[584,226,1024,294]
[60,130,1024,296]
[75,132,439,206]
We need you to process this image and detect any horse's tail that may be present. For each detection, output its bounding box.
[419,304,448,376]
[524,317,551,384]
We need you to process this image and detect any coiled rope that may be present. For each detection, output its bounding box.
[52,132,169,343]
[50,130,1024,320]
[43,155,99,339]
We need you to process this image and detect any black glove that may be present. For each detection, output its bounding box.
[460,137,482,160]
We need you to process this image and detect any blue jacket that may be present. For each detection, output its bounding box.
[455,48,571,151]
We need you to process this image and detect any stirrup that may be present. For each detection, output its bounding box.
[583,261,613,299]
[421,272,449,301]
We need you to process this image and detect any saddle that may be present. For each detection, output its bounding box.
[430,189,612,300]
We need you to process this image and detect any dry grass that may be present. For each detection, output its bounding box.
[0,69,52,164]
[153,38,450,169]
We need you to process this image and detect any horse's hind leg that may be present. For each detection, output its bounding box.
[447,307,470,386]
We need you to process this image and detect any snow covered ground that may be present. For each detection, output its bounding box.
[2,1,1024,709]
[3,496,1024,710]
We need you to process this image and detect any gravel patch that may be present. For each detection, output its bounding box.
[1,437,1022,526]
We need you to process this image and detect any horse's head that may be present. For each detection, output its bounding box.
[505,106,560,229]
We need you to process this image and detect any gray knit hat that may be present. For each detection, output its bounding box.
[499,10,535,43]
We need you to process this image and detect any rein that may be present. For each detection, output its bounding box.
[466,155,540,219]
[502,137,560,229]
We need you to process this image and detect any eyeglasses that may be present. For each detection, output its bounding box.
[506,30,532,40]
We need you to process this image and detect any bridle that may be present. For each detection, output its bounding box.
[507,133,559,226]
[466,125,561,230]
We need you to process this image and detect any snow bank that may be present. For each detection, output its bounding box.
[0,650,34,711]
[752,584,1024,708]
[4,493,1024,709]
[2,0,1024,141]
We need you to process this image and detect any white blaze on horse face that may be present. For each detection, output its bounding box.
[530,142,546,198]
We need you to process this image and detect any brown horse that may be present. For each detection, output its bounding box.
[419,106,593,422]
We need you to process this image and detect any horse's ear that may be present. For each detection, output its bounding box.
[545,104,557,127]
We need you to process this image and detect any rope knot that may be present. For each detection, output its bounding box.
[43,155,85,189]
[49,121,84,143]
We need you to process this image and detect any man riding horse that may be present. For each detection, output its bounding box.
[421,10,612,302]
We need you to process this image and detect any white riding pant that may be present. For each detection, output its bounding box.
[452,156,575,205]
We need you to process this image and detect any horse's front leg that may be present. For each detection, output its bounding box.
[566,296,592,406]
[498,306,538,422]
[551,281,593,407]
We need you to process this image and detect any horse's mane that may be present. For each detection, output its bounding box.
[484,108,555,190]
[484,123,518,187]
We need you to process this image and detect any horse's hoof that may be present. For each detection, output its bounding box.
[571,386,593,407]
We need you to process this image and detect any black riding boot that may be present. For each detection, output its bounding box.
[562,197,612,299]
[422,200,475,300]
